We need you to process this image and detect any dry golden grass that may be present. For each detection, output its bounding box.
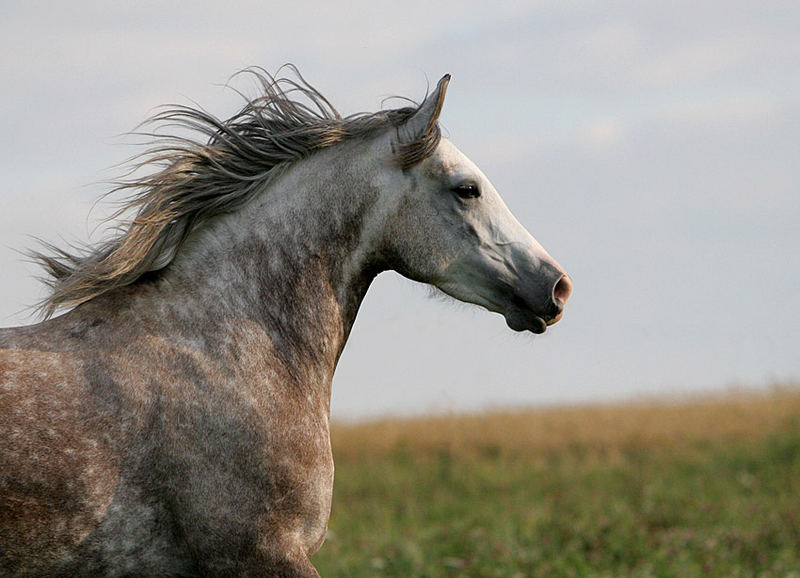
[331,385,800,461]
[321,385,800,576]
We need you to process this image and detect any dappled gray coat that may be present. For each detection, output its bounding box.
[0,68,570,576]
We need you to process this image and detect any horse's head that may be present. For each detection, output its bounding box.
[379,75,572,334]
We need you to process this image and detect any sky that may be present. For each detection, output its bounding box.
[1,1,798,419]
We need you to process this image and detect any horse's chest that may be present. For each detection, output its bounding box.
[158,383,336,556]
[122,334,338,561]
[261,409,335,553]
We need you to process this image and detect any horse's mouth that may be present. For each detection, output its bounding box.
[504,303,565,334]
[504,308,548,334]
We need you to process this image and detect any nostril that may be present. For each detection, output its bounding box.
[553,274,573,305]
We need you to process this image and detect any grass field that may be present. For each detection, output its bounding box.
[313,387,800,577]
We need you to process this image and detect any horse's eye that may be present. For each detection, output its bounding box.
[452,183,480,199]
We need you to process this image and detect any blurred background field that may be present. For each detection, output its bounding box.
[314,386,800,577]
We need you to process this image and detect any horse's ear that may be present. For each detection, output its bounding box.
[397,74,451,145]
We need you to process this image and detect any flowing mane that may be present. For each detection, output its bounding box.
[33,66,442,318]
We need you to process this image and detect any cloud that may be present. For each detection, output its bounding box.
[2,1,799,416]
[642,37,752,89]
[657,94,780,127]
[581,117,628,150]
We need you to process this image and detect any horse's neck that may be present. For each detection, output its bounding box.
[159,154,380,387]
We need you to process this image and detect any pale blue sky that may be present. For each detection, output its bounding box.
[1,1,798,418]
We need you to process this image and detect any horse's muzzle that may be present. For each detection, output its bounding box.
[505,273,572,334]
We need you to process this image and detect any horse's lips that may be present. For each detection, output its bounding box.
[504,308,548,334]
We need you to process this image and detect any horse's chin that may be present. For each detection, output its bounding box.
[504,309,547,334]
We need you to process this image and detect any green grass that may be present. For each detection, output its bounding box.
[313,395,800,577]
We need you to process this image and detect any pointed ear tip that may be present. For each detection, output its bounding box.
[434,74,451,102]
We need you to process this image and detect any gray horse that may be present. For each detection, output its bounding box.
[0,68,571,576]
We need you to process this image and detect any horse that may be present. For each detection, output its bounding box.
[0,67,572,577]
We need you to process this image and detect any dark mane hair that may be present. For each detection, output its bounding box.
[33,65,441,318]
